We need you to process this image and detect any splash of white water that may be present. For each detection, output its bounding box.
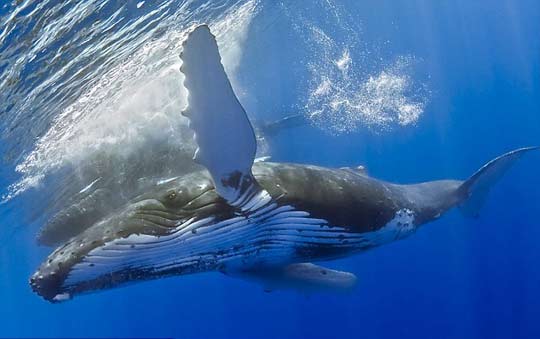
[303,24,427,134]
[285,1,428,135]
[2,0,259,202]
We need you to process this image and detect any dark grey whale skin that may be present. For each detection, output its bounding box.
[253,162,462,232]
[40,161,463,247]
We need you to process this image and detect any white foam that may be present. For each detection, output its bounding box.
[3,0,260,203]
[283,1,429,135]
[335,49,352,72]
[305,40,427,134]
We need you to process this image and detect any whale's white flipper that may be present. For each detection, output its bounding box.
[234,263,358,293]
[180,25,258,203]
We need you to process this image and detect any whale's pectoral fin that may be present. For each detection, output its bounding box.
[180,25,260,205]
[256,113,307,137]
[233,263,358,293]
[458,146,539,217]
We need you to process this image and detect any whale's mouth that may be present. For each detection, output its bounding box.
[30,192,230,302]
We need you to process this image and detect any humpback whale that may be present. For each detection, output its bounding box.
[31,25,538,302]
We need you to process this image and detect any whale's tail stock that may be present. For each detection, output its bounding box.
[457,146,539,218]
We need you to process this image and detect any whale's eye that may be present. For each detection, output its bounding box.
[167,191,177,200]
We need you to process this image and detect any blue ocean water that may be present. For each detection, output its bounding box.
[1,0,539,338]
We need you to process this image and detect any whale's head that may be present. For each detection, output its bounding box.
[30,171,235,302]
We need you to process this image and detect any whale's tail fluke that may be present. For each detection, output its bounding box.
[458,146,539,217]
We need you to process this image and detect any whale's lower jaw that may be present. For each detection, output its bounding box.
[32,263,205,302]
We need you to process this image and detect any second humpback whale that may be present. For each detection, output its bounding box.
[31,25,538,302]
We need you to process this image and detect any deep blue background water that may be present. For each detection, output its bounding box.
[1,0,540,338]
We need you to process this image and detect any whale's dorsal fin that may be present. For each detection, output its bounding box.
[180,25,260,204]
[340,165,368,176]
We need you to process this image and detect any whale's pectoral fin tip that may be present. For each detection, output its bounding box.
[179,24,259,204]
[459,146,539,217]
